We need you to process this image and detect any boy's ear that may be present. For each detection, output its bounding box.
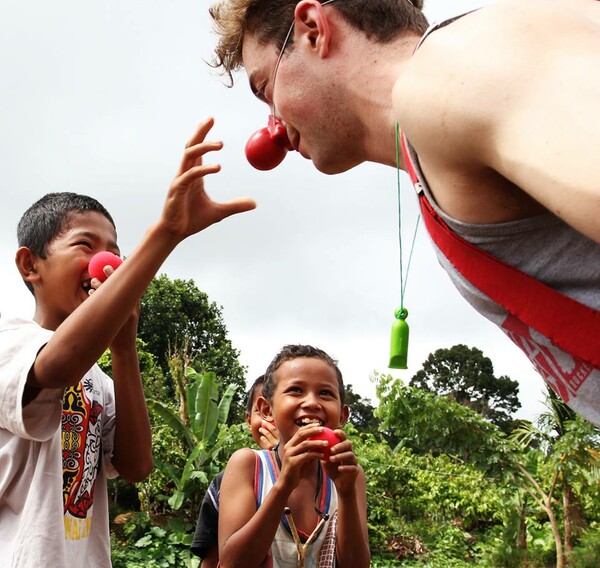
[256,395,274,422]
[338,404,350,427]
[15,247,40,286]
[294,0,332,58]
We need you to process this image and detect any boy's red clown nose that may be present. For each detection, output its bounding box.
[309,427,341,461]
[88,251,123,282]
[245,115,294,170]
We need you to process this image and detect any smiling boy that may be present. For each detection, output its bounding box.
[218,344,370,568]
[0,118,255,567]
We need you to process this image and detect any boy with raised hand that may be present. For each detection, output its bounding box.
[191,375,280,567]
[0,117,255,567]
[218,345,370,568]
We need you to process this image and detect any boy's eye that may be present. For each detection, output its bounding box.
[76,241,93,249]
[320,390,335,397]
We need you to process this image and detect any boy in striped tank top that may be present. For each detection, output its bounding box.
[218,345,370,568]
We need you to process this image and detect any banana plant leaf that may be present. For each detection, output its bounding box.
[147,398,194,449]
[191,371,219,442]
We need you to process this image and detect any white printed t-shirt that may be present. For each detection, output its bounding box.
[0,318,117,567]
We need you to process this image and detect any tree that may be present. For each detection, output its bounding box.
[409,344,521,430]
[511,386,600,567]
[345,384,381,435]
[99,339,167,513]
[138,274,247,420]
[374,372,513,475]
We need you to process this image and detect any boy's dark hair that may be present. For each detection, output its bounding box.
[17,192,115,293]
[245,374,266,416]
[210,0,429,86]
[263,344,345,404]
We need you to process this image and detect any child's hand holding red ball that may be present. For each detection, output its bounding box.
[308,427,342,461]
[310,427,361,496]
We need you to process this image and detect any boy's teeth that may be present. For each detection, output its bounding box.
[301,418,321,425]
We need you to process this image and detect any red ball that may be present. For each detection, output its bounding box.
[245,127,288,171]
[88,251,123,282]
[309,427,341,461]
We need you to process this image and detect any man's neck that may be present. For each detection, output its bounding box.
[339,32,421,167]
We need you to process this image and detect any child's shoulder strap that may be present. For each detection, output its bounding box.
[253,449,279,507]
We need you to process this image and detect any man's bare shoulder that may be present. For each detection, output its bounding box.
[392,0,600,224]
[394,0,600,156]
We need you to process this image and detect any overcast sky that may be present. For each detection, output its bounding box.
[0,0,548,421]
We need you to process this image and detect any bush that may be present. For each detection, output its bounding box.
[112,512,200,567]
[570,524,600,568]
[351,426,503,563]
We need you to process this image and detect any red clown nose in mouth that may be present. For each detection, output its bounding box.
[245,115,294,171]
[88,251,123,282]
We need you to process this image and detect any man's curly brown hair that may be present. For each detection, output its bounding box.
[209,0,428,85]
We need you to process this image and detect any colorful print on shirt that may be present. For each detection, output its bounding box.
[62,382,103,539]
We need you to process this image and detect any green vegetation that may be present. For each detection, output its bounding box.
[109,276,600,566]
[138,275,248,421]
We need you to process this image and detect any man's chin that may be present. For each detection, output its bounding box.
[310,153,359,176]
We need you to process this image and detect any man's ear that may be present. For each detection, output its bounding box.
[256,395,274,422]
[15,247,40,287]
[339,404,350,427]
[294,0,332,58]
